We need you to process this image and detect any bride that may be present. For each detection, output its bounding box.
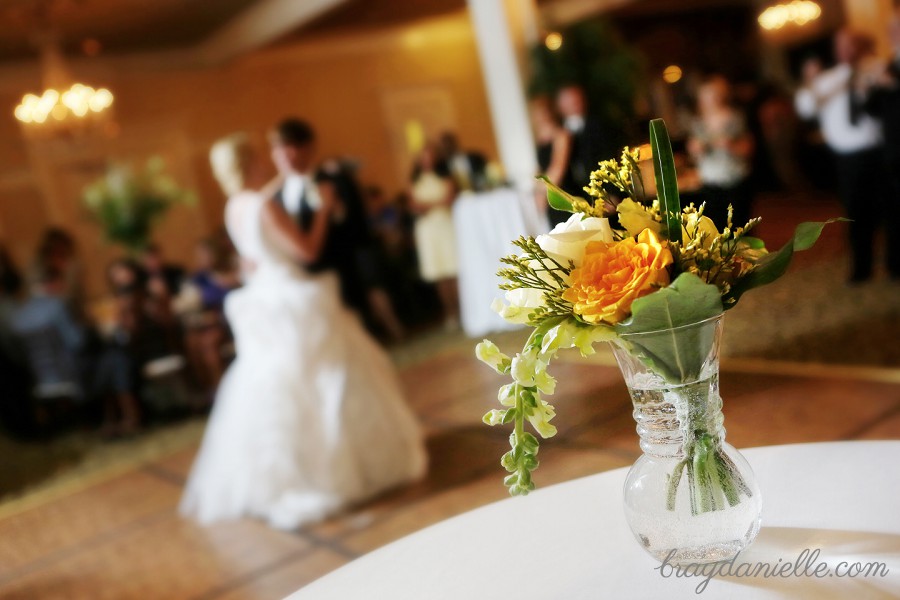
[179,133,427,530]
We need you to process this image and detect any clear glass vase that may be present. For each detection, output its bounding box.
[611,314,762,565]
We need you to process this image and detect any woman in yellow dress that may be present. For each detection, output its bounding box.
[409,145,459,329]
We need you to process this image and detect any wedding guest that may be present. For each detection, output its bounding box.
[180,238,239,391]
[106,258,145,295]
[860,12,900,280]
[11,263,87,401]
[95,288,165,437]
[33,228,85,319]
[190,238,240,313]
[140,244,185,322]
[531,97,574,226]
[795,29,887,283]
[438,131,488,193]
[556,85,618,191]
[409,144,460,329]
[687,75,755,228]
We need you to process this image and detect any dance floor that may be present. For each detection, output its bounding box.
[1,193,899,599]
[1,350,899,599]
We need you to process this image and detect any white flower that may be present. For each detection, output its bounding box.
[535,213,614,267]
[475,340,510,374]
[492,286,546,324]
[510,351,539,386]
[527,400,558,438]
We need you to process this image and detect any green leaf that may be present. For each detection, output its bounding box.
[615,273,723,382]
[618,273,723,334]
[536,175,578,213]
[723,219,845,308]
[649,119,681,243]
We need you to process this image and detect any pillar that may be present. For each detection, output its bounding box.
[466,0,538,193]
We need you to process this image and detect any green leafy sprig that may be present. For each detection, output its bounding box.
[497,236,574,325]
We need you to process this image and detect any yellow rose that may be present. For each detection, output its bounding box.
[616,198,662,238]
[562,229,673,325]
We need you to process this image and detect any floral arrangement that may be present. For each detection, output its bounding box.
[83,156,195,252]
[476,119,835,510]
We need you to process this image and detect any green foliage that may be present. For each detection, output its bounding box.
[82,156,196,253]
[616,273,723,383]
[649,119,682,244]
[536,175,575,213]
[722,219,846,307]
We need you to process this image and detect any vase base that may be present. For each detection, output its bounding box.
[646,539,752,567]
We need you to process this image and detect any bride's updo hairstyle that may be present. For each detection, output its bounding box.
[210,133,254,197]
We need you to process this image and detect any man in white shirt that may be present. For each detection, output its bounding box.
[795,29,887,283]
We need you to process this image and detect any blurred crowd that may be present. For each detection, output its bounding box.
[531,22,900,285]
[4,13,900,444]
[0,130,493,440]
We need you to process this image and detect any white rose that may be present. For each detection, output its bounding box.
[535,213,614,267]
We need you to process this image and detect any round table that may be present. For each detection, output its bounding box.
[287,441,900,599]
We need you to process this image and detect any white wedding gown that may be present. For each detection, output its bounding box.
[179,191,427,530]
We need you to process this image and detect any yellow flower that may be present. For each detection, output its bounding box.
[681,212,719,249]
[562,229,673,325]
[617,198,662,238]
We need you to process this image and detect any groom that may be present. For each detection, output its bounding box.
[269,118,367,314]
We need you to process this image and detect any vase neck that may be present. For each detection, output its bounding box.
[629,373,725,459]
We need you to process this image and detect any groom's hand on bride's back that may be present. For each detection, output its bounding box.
[318,181,346,222]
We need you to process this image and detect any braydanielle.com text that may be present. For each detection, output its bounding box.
[655,548,891,594]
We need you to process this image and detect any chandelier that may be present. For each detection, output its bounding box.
[15,84,113,125]
[13,33,114,135]
[758,1,822,31]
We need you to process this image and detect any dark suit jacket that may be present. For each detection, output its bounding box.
[274,168,369,313]
[864,61,900,165]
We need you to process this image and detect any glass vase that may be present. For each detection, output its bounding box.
[610,314,762,565]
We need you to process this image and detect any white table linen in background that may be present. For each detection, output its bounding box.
[287,441,900,600]
[453,188,548,337]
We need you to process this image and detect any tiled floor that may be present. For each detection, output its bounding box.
[2,192,899,598]
[1,346,898,599]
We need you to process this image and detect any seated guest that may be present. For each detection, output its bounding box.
[32,228,85,319]
[95,289,155,437]
[179,238,239,391]
[140,244,185,328]
[99,259,179,434]
[409,144,460,330]
[11,263,87,401]
[438,131,488,192]
[190,238,240,312]
[140,244,185,297]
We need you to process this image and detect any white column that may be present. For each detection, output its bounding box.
[466,0,537,193]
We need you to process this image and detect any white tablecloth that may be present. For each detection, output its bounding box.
[453,188,547,338]
[287,441,900,599]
